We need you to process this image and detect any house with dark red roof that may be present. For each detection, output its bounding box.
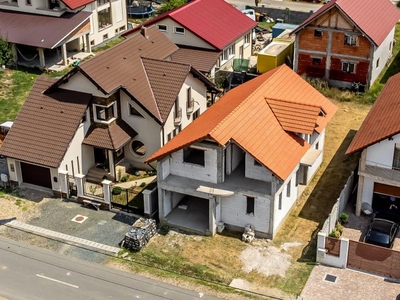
[0,27,218,197]
[123,0,257,77]
[291,0,400,89]
[347,73,400,217]
[0,0,127,70]
[146,65,337,238]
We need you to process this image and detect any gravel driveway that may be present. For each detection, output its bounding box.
[2,188,137,262]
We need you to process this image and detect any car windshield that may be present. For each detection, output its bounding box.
[372,219,396,233]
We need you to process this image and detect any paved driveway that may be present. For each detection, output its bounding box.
[5,193,137,262]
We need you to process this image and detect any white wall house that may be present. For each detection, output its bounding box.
[124,0,257,75]
[347,73,400,216]
[147,65,337,238]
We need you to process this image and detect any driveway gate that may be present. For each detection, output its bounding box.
[111,187,144,215]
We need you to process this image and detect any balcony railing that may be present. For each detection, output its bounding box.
[186,99,194,114]
[174,107,182,125]
[360,159,400,184]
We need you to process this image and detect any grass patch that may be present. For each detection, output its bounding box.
[92,37,125,53]
[257,21,275,32]
[0,68,38,123]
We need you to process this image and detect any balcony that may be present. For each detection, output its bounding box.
[174,107,182,125]
[186,99,194,114]
[359,160,400,187]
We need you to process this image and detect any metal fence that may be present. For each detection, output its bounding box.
[111,186,144,215]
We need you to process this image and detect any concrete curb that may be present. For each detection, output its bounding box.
[4,220,121,256]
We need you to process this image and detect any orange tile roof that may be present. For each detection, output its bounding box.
[347,73,400,154]
[147,65,337,180]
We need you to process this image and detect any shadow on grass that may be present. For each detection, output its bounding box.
[380,50,400,84]
[296,129,359,262]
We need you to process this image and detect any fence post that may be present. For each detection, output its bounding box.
[102,179,112,210]
[58,170,69,199]
[75,174,85,197]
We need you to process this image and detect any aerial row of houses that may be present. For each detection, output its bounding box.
[0,0,399,238]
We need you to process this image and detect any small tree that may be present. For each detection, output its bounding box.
[159,0,186,14]
[0,36,12,67]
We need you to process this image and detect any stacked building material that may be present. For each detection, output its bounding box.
[242,224,255,243]
[121,218,157,251]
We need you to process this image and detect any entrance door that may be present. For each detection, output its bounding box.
[297,165,308,185]
[94,147,106,165]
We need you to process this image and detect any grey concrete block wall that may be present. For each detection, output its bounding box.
[247,5,314,24]
[0,158,9,187]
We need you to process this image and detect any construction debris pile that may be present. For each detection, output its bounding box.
[242,224,255,243]
[120,218,157,251]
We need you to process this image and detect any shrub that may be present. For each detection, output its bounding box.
[140,182,146,188]
[120,175,129,182]
[328,230,340,238]
[112,186,122,195]
[336,222,344,234]
[339,212,349,224]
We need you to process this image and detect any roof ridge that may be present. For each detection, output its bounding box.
[210,66,283,135]
[266,97,322,109]
[141,56,192,68]
[140,57,162,122]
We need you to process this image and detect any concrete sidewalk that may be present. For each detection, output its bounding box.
[3,220,121,256]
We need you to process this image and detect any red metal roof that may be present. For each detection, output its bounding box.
[147,65,337,181]
[0,9,91,49]
[347,73,400,154]
[292,0,400,46]
[61,0,95,10]
[123,0,257,50]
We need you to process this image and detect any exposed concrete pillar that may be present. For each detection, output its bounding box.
[208,195,216,236]
[61,44,68,66]
[58,170,69,199]
[38,48,45,69]
[85,34,91,53]
[75,174,85,197]
[102,179,112,210]
[355,150,367,216]
[325,31,333,80]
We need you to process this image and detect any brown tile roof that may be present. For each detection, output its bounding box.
[78,26,210,124]
[0,10,91,49]
[346,73,400,154]
[83,120,137,150]
[170,46,221,73]
[292,0,400,46]
[147,65,337,181]
[0,77,91,168]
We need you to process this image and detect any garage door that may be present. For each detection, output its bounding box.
[374,183,400,198]
[20,162,52,189]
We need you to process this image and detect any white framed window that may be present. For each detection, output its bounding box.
[312,57,321,65]
[244,33,250,45]
[376,58,380,69]
[344,34,358,46]
[278,193,282,210]
[286,180,291,198]
[222,44,235,62]
[174,27,185,35]
[342,61,356,74]
[93,102,117,123]
[314,30,323,38]
[129,103,144,118]
[158,24,168,32]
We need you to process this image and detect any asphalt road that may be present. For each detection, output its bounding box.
[0,237,219,300]
[226,0,323,12]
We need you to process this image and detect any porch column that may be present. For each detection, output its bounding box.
[108,150,115,179]
[102,179,112,210]
[38,48,45,70]
[85,34,91,53]
[208,195,216,236]
[61,44,68,66]
[58,170,69,199]
[355,150,367,216]
[75,174,85,197]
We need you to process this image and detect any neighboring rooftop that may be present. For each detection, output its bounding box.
[0,9,92,48]
[170,46,221,74]
[147,65,337,180]
[123,0,257,50]
[0,77,91,168]
[61,0,95,10]
[347,73,400,154]
[292,0,400,46]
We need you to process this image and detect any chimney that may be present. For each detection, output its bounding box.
[140,26,148,39]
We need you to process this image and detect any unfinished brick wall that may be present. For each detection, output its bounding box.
[298,28,328,52]
[330,32,371,58]
[329,57,369,84]
[297,54,326,78]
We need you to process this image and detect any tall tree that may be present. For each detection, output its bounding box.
[0,36,12,67]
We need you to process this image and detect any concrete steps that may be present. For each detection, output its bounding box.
[86,167,111,183]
